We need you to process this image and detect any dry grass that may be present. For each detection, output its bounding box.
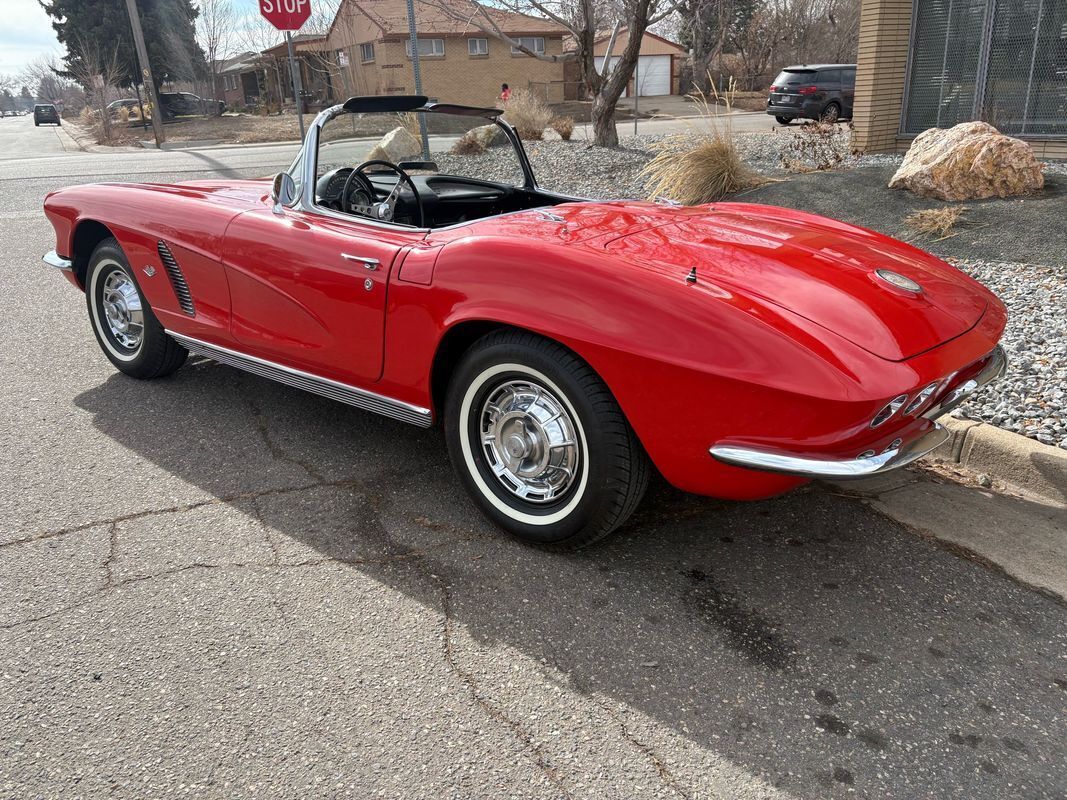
[451,127,486,155]
[905,206,968,238]
[641,82,767,204]
[550,116,574,141]
[503,90,552,140]
[781,121,851,172]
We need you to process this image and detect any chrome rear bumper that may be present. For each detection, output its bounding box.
[710,424,950,479]
[43,250,73,271]
[709,345,1006,480]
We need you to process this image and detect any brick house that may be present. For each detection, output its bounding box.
[852,0,1066,159]
[321,0,568,107]
[214,53,266,109]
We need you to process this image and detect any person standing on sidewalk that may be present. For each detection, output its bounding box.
[500,83,511,104]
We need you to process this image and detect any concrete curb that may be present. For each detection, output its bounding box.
[927,416,1067,506]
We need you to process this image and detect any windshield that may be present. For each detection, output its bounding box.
[314,109,528,189]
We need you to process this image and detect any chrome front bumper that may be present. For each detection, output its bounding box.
[709,345,1007,480]
[43,250,73,271]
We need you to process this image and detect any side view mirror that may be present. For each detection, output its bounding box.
[271,172,297,213]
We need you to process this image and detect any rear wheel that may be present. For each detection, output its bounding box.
[85,238,187,379]
[775,115,792,125]
[444,330,649,550]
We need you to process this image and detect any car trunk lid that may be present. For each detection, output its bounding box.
[603,203,988,361]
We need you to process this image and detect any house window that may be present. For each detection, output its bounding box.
[360,42,375,63]
[510,37,545,55]
[406,38,445,57]
[468,37,488,56]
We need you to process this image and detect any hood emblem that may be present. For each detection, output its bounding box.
[874,269,922,293]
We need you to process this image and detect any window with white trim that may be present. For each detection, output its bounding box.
[359,42,375,63]
[468,37,488,55]
[406,38,445,57]
[510,36,545,55]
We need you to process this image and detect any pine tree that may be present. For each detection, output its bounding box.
[39,0,206,89]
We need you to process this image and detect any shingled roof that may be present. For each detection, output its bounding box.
[335,0,567,39]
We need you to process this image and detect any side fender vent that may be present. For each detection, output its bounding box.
[157,240,195,316]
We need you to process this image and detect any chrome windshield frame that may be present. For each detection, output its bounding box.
[285,103,539,228]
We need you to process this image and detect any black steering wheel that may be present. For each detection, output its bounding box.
[341,159,425,228]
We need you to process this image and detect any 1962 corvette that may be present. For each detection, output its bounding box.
[43,95,1007,549]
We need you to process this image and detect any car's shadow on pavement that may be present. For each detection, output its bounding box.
[75,361,1067,799]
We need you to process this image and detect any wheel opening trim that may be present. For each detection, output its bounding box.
[166,331,432,428]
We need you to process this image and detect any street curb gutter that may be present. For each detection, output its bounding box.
[927,417,1067,506]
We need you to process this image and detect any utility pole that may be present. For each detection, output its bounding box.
[405,0,430,159]
[123,0,164,147]
[285,31,305,140]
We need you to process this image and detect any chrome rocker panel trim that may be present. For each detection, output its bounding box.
[709,424,951,479]
[167,331,432,428]
[43,250,73,271]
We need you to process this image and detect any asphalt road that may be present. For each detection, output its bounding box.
[2,114,1065,800]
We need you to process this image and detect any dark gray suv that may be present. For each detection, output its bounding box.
[33,103,61,126]
[767,64,856,125]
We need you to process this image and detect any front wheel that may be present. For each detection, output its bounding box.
[445,330,649,550]
[85,238,187,378]
[820,103,840,123]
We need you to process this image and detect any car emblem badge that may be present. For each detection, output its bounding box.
[874,269,922,293]
[143,265,156,277]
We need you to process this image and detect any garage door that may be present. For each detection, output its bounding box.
[593,54,672,97]
[634,55,670,96]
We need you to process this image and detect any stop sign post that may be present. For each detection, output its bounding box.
[260,0,311,139]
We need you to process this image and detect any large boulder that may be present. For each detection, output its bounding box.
[889,121,1043,201]
[365,126,421,162]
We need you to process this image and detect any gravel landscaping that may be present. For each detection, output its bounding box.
[438,129,1066,449]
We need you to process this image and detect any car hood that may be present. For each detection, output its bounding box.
[598,202,989,361]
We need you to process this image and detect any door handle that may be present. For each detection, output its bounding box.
[342,253,379,270]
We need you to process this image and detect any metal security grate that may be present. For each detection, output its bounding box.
[902,0,1067,137]
[156,241,195,316]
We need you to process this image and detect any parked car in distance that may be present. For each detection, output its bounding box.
[106,98,142,116]
[158,92,225,119]
[767,64,856,124]
[33,103,61,126]
[42,95,1007,551]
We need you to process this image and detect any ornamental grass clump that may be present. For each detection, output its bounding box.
[550,115,574,141]
[905,206,968,239]
[641,82,766,204]
[503,90,552,140]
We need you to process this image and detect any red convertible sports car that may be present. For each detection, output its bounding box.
[43,96,1007,549]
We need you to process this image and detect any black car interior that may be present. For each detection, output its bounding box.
[311,96,569,229]
[315,162,567,228]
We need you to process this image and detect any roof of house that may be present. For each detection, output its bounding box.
[262,33,328,57]
[329,0,567,40]
[215,52,262,74]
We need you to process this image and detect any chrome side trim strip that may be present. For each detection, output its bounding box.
[167,331,432,428]
[43,250,73,271]
[709,424,950,479]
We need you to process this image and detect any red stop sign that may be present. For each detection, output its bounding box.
[259,0,311,31]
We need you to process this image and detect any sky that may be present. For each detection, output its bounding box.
[2,0,65,80]
[0,0,267,81]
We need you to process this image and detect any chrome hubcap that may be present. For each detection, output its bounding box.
[479,380,580,504]
[101,269,144,350]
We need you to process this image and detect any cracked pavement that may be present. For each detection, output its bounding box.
[2,115,1066,799]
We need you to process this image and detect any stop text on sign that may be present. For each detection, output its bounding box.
[259,0,311,31]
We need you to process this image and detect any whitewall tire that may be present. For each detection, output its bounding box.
[445,329,649,549]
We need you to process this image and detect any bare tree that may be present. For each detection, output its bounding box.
[20,56,84,111]
[196,0,236,111]
[67,36,126,141]
[241,13,288,112]
[422,0,678,147]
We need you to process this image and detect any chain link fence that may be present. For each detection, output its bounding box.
[903,0,1067,137]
